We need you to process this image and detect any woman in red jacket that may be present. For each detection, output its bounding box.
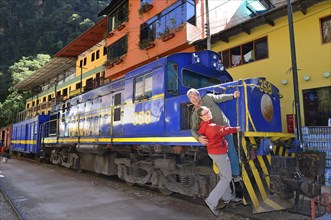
[197,106,240,216]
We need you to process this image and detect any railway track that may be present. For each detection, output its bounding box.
[0,180,21,220]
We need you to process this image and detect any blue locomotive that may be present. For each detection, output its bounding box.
[11,50,320,214]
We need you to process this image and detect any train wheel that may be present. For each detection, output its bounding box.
[125,181,135,186]
[159,187,173,196]
[35,154,40,162]
[75,160,83,173]
[76,165,83,173]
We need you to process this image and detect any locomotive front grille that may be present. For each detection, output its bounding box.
[180,102,193,131]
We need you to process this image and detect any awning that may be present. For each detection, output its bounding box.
[14,57,76,91]
[55,17,107,57]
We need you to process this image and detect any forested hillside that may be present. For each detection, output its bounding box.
[0,0,109,102]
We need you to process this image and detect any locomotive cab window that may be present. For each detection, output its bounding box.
[182,69,220,88]
[167,62,178,95]
[113,93,122,122]
[134,72,152,101]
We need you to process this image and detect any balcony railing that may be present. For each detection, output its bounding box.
[17,100,56,122]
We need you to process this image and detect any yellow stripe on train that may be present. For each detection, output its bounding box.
[11,140,37,144]
[42,136,198,144]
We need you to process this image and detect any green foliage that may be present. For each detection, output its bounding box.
[68,13,81,23]
[79,18,94,30]
[0,54,51,126]
[0,90,26,127]
[0,0,109,103]
[10,54,51,85]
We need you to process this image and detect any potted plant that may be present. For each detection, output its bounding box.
[138,2,153,15]
[138,38,155,50]
[116,22,126,31]
[158,18,178,41]
[115,57,123,65]
[158,27,175,42]
[104,61,113,69]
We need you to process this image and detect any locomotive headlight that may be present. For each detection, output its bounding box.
[257,138,274,156]
[213,61,217,67]
[219,64,224,71]
[192,53,200,63]
[213,54,217,60]
[216,62,224,71]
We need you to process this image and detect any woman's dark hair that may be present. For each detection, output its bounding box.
[197,106,209,117]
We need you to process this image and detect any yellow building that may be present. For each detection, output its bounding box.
[209,1,331,131]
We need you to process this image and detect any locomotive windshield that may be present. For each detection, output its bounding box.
[167,62,179,95]
[182,69,221,88]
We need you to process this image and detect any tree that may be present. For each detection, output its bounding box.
[0,54,51,127]
[0,90,26,127]
[10,54,51,85]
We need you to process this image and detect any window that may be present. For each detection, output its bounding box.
[43,97,46,102]
[220,37,268,68]
[321,15,331,44]
[134,73,152,101]
[48,94,52,101]
[113,93,122,122]
[83,57,87,66]
[230,46,241,66]
[140,17,157,43]
[108,0,128,32]
[222,50,230,69]
[27,103,30,108]
[182,69,221,88]
[107,35,128,62]
[303,86,331,126]
[85,78,94,91]
[76,82,81,90]
[139,0,195,43]
[167,62,178,95]
[96,50,100,60]
[79,60,83,68]
[91,53,95,62]
[255,37,268,60]
[141,0,152,4]
[63,88,68,97]
[103,47,107,56]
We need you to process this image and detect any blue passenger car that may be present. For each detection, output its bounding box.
[12,115,50,155]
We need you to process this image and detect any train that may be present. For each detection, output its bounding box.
[9,50,321,214]
[0,124,12,154]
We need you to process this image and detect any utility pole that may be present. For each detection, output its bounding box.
[205,0,211,50]
[286,0,302,143]
[80,63,83,94]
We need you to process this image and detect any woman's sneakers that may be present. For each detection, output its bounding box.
[232,175,242,182]
[205,199,219,216]
[224,194,242,204]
